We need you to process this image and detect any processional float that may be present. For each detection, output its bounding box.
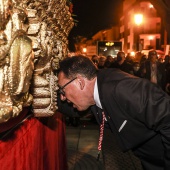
[0,0,74,169]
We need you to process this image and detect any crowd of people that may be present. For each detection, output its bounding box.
[91,50,170,95]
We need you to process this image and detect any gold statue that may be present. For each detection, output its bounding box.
[0,0,34,123]
[0,0,74,123]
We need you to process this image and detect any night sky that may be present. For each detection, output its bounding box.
[68,0,123,51]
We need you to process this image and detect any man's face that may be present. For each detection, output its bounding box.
[117,53,125,62]
[150,54,157,63]
[58,72,91,111]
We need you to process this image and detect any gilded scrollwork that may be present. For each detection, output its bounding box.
[0,0,74,122]
[27,0,74,117]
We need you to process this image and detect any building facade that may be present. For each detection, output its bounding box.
[120,0,165,54]
[74,0,170,56]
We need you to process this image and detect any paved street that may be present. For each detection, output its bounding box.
[66,118,143,170]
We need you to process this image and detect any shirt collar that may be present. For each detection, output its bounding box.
[94,78,103,109]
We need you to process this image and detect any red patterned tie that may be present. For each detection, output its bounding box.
[97,111,105,161]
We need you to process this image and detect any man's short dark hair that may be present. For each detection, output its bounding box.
[59,55,98,80]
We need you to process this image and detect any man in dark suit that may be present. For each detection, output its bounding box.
[139,50,166,91]
[57,55,170,170]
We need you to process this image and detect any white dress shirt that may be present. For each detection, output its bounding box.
[94,78,103,109]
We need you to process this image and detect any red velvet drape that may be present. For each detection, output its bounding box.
[0,111,67,170]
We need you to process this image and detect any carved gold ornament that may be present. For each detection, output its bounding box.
[0,0,74,123]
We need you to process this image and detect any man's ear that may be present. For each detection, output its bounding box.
[76,75,85,90]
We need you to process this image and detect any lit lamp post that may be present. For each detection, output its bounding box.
[82,47,87,55]
[134,14,143,51]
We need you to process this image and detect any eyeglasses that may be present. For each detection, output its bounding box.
[58,77,77,96]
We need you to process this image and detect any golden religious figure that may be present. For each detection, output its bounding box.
[0,0,74,123]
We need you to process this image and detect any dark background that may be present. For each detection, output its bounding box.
[68,0,123,51]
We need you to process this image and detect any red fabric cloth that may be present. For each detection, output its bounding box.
[0,111,67,170]
[0,107,29,133]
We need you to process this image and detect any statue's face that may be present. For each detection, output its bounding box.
[0,0,10,30]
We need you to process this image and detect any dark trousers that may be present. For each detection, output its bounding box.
[132,134,164,170]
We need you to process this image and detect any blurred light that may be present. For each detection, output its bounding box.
[130,51,135,56]
[104,47,107,51]
[82,48,87,53]
[148,36,154,40]
[134,14,143,26]
[149,4,153,8]
[106,42,114,46]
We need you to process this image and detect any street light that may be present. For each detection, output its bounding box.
[134,14,143,51]
[82,47,87,53]
[134,14,143,26]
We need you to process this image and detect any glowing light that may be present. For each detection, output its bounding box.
[149,4,153,8]
[148,36,154,40]
[105,42,114,46]
[82,48,87,53]
[134,14,143,26]
[130,51,135,56]
[104,47,107,51]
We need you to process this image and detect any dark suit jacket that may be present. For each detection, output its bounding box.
[139,60,166,90]
[92,68,170,169]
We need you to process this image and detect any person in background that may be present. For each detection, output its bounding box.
[91,55,99,68]
[140,55,147,65]
[132,61,141,77]
[164,53,170,95]
[139,50,166,91]
[158,57,164,64]
[111,51,134,74]
[98,55,106,69]
[125,53,134,65]
[104,55,114,68]
[58,55,170,170]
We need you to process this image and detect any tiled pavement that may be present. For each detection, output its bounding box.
[66,118,143,170]
[66,118,104,170]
